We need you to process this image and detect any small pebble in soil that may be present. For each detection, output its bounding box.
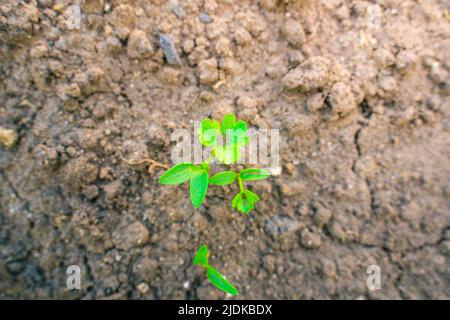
[265,215,298,236]
[300,229,322,249]
[0,126,18,148]
[159,34,182,66]
[137,282,149,294]
[199,12,213,24]
[268,166,282,176]
[171,3,184,19]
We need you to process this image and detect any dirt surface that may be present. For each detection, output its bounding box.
[0,0,449,299]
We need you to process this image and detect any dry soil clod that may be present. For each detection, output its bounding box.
[282,56,332,91]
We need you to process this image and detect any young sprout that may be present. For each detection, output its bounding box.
[159,114,271,214]
[193,245,239,296]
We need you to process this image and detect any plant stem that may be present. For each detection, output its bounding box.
[201,150,215,172]
[238,176,244,193]
[203,150,215,165]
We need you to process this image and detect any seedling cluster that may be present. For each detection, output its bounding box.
[158,114,273,296]
[159,114,270,214]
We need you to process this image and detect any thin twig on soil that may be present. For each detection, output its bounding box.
[213,80,226,91]
[120,156,169,173]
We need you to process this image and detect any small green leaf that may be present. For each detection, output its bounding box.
[234,120,247,134]
[243,190,260,202]
[193,245,209,267]
[206,265,239,296]
[199,119,221,147]
[240,168,270,181]
[221,114,249,146]
[224,122,248,146]
[214,144,242,164]
[221,114,236,134]
[189,169,209,208]
[232,190,259,214]
[233,120,248,146]
[209,171,236,185]
[159,163,196,185]
[237,197,253,214]
[232,192,242,209]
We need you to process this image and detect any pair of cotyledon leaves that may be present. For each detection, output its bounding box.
[158,163,208,208]
[193,245,239,296]
[199,114,249,164]
[159,163,270,211]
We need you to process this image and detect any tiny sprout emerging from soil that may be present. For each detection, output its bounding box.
[159,114,271,214]
[193,245,239,296]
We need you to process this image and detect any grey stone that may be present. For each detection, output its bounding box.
[199,12,213,24]
[171,3,184,19]
[159,34,182,66]
[265,215,299,236]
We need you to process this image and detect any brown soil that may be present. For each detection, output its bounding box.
[0,0,449,299]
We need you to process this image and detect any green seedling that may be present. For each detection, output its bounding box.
[159,114,270,214]
[193,245,239,296]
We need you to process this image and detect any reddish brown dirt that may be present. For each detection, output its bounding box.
[0,0,449,299]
